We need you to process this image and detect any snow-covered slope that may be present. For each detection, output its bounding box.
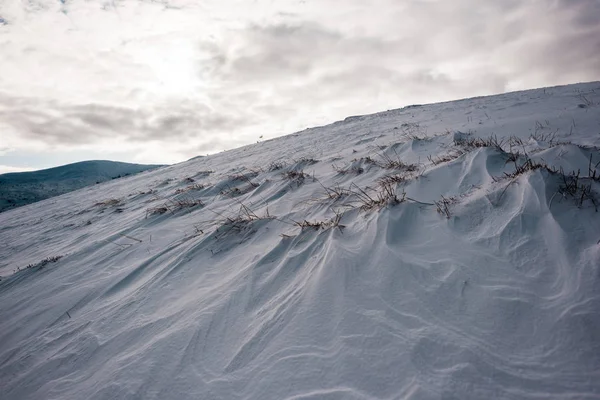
[1,82,600,400]
[0,160,164,213]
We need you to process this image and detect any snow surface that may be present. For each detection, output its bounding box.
[1,82,600,399]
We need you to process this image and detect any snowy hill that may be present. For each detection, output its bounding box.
[0,160,164,213]
[1,82,600,399]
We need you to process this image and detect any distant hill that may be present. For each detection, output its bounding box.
[0,160,164,213]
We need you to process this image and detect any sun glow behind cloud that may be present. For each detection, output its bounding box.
[139,40,201,97]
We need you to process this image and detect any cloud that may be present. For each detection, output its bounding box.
[205,2,599,90]
[195,0,599,121]
[195,20,514,127]
[0,147,14,156]
[0,165,35,174]
[0,0,599,167]
[0,93,256,156]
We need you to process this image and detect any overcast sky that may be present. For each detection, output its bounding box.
[1,0,599,172]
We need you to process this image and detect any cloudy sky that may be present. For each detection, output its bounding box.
[0,0,599,172]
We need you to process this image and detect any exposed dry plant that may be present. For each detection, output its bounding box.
[350,183,406,210]
[248,167,264,175]
[220,183,257,198]
[295,157,319,165]
[454,134,504,150]
[223,204,273,225]
[530,129,558,143]
[533,120,550,137]
[556,169,598,211]
[147,206,169,216]
[588,154,600,181]
[333,163,364,175]
[435,196,457,219]
[502,156,555,180]
[549,139,573,148]
[94,198,121,207]
[269,161,287,171]
[507,136,526,153]
[195,170,214,178]
[377,173,412,186]
[130,189,156,197]
[170,198,204,209]
[406,133,430,141]
[504,151,520,166]
[376,150,418,171]
[318,181,352,202]
[502,145,565,177]
[190,183,207,191]
[174,183,207,194]
[229,172,260,188]
[578,93,595,107]
[428,149,466,165]
[210,205,276,241]
[293,210,345,232]
[158,178,175,186]
[399,122,428,139]
[283,170,309,186]
[146,197,204,217]
[21,255,64,272]
[352,156,378,165]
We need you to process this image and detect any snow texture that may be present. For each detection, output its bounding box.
[1,82,600,399]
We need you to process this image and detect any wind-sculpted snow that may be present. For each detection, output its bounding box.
[1,82,600,399]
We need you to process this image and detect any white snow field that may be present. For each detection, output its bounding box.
[1,82,600,400]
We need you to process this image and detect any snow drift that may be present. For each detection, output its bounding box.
[1,82,600,399]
